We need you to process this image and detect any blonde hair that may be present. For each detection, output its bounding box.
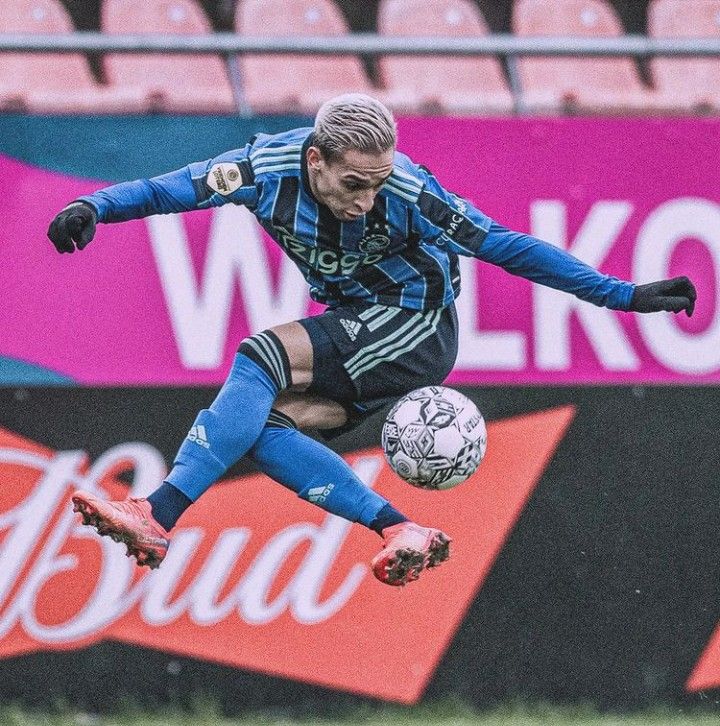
[313,93,397,161]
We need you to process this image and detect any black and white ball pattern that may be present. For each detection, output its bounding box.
[382,386,487,490]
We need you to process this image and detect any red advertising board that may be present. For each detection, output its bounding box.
[0,407,573,703]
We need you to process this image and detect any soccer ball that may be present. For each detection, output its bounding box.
[381,385,487,490]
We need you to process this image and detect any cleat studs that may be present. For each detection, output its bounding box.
[384,549,427,585]
[427,534,451,568]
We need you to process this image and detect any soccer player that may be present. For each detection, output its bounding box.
[48,94,696,586]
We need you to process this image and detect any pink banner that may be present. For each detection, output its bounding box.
[1,118,717,385]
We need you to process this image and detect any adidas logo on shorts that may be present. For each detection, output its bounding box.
[188,425,210,449]
[340,318,362,341]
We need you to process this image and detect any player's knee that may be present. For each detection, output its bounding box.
[237,330,292,392]
[266,321,314,389]
[273,393,348,430]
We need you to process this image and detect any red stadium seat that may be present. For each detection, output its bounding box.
[512,0,658,113]
[0,0,148,113]
[377,0,514,115]
[235,0,376,114]
[648,0,720,112]
[102,0,236,114]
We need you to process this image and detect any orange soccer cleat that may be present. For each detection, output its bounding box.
[71,490,170,569]
[371,521,451,586]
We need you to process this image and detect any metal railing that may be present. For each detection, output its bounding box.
[1,32,719,55]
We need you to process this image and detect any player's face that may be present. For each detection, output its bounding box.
[307,146,395,222]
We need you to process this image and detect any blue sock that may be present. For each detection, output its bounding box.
[165,332,291,502]
[369,502,409,535]
[147,482,191,531]
[249,411,407,530]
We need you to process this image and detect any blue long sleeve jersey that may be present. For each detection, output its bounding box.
[80,127,634,312]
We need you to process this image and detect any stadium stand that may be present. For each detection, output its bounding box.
[0,0,718,116]
[235,0,377,114]
[512,0,659,113]
[102,0,236,113]
[648,0,720,112]
[0,0,148,113]
[376,0,514,114]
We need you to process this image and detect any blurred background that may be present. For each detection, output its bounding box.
[0,0,718,115]
[1,1,720,724]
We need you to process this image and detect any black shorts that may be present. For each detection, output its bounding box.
[299,302,459,435]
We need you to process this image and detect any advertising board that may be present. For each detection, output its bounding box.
[1,118,717,385]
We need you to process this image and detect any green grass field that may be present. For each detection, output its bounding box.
[3,704,720,726]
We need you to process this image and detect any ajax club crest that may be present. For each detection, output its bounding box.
[359,220,391,253]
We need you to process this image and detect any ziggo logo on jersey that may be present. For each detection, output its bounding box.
[274,225,385,275]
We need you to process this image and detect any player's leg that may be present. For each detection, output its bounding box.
[73,303,457,584]
[245,304,458,586]
[249,391,450,586]
[168,324,304,495]
[72,322,309,567]
[249,391,408,532]
[145,321,310,526]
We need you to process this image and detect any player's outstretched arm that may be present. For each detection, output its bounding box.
[46,166,198,255]
[411,167,698,317]
[47,201,97,254]
[629,276,696,317]
[47,145,257,254]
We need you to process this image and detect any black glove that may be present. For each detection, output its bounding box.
[47,201,97,254]
[630,276,696,317]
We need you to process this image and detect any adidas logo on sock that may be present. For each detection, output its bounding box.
[339,318,362,341]
[307,483,335,504]
[188,424,210,449]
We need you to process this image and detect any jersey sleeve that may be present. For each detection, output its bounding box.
[78,146,259,223]
[411,167,635,311]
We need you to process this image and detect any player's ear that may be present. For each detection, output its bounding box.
[307,146,324,171]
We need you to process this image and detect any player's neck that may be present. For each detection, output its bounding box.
[306,166,321,201]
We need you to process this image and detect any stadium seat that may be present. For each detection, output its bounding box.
[648,0,720,112]
[377,0,514,115]
[102,0,236,113]
[235,0,376,114]
[512,0,657,113]
[0,0,148,113]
